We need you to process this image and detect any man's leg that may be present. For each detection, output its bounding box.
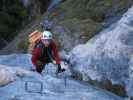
[36,64,45,74]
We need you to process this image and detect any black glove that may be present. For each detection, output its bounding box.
[57,64,65,73]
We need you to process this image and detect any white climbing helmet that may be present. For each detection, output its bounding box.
[41,31,52,40]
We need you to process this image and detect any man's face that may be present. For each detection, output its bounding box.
[41,39,51,47]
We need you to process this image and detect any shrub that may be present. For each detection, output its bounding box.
[16,38,28,52]
[0,0,28,41]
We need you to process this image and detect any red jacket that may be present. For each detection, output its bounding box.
[31,40,60,65]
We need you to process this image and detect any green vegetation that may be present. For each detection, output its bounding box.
[0,0,28,41]
[59,18,102,41]
[53,0,131,21]
[16,37,28,53]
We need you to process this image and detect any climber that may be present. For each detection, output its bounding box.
[31,30,65,74]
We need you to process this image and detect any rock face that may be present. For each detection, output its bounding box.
[69,6,133,97]
[0,38,8,49]
[0,65,16,86]
[0,54,123,100]
[0,64,30,87]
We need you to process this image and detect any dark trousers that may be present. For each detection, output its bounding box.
[36,64,45,73]
[36,59,51,74]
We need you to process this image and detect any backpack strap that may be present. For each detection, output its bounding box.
[34,40,43,49]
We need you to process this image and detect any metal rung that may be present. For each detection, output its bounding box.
[25,81,43,94]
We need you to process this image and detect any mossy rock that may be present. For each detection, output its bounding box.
[70,70,83,81]
[59,18,102,41]
[51,0,133,21]
[87,79,127,97]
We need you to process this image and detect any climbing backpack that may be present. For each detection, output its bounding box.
[28,30,42,53]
